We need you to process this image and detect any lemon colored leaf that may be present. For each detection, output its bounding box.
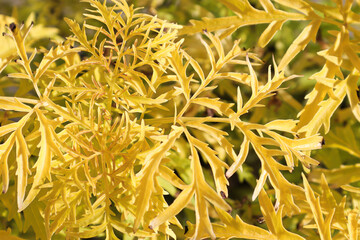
[278,20,321,71]
[111,218,154,238]
[44,96,91,129]
[265,119,298,132]
[0,112,31,194]
[7,73,31,79]
[0,122,19,137]
[347,210,358,240]
[187,143,231,239]
[212,207,275,239]
[341,185,360,194]
[253,170,268,201]
[0,97,32,112]
[246,54,259,96]
[48,205,71,237]
[219,0,260,15]
[134,126,183,231]
[64,18,97,56]
[65,206,105,228]
[226,138,250,178]
[298,79,347,136]
[216,72,250,85]
[169,44,192,100]
[0,132,16,193]
[288,135,323,151]
[204,31,225,61]
[124,94,168,106]
[179,0,303,36]
[303,173,333,240]
[34,43,79,81]
[258,20,285,48]
[183,51,205,81]
[272,0,315,15]
[190,145,216,240]
[23,201,47,240]
[319,174,347,231]
[150,186,194,230]
[20,109,63,211]
[344,42,360,73]
[346,70,360,121]
[258,189,305,239]
[158,165,187,190]
[191,136,229,196]
[192,98,234,116]
[187,121,237,162]
[200,35,217,71]
[15,130,30,209]
[179,16,240,35]
[68,220,107,238]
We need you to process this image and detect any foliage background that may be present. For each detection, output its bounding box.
[0,0,360,239]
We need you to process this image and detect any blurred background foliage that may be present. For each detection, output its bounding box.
[1,0,360,239]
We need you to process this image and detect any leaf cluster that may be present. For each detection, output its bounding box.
[0,0,359,239]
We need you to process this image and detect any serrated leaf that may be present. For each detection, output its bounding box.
[19,109,63,211]
[191,136,229,196]
[0,132,16,194]
[298,79,347,136]
[259,189,305,239]
[212,207,275,239]
[23,201,47,240]
[303,174,333,240]
[150,186,194,230]
[134,126,183,231]
[15,129,30,209]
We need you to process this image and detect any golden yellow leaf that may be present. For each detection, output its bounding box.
[303,173,334,240]
[226,138,249,178]
[150,186,194,230]
[19,109,63,211]
[192,98,234,116]
[259,189,305,239]
[211,207,275,239]
[278,20,321,71]
[258,20,285,48]
[15,130,30,209]
[347,210,358,240]
[134,126,183,231]
[0,97,32,112]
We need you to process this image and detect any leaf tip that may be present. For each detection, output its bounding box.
[184,225,188,234]
[9,22,16,32]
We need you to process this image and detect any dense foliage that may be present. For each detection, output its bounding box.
[0,0,360,239]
